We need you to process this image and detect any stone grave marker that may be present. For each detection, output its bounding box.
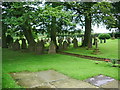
[12,39,20,51]
[72,38,78,48]
[66,37,71,46]
[35,40,44,54]
[63,41,68,50]
[92,38,100,54]
[58,38,63,50]
[48,41,56,54]
[21,39,27,49]
[28,43,36,52]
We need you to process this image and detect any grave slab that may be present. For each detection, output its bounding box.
[84,75,115,87]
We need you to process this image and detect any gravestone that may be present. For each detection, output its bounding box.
[67,37,71,46]
[28,43,36,52]
[58,38,63,50]
[35,40,44,54]
[6,35,13,47]
[92,38,100,54]
[21,39,27,49]
[12,39,20,51]
[63,41,68,50]
[48,41,56,54]
[72,38,78,48]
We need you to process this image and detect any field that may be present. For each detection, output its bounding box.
[2,42,119,88]
[66,39,119,59]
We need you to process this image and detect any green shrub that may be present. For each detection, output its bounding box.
[98,33,111,39]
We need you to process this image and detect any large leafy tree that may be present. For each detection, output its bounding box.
[64,2,115,47]
[2,2,75,49]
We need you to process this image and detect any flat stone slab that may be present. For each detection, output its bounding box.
[51,78,98,88]
[84,75,116,87]
[100,80,119,88]
[10,70,117,88]
[11,70,68,88]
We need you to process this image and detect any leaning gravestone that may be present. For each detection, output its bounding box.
[12,39,20,51]
[48,41,56,54]
[63,41,68,50]
[35,40,44,54]
[21,39,27,49]
[72,38,78,48]
[58,38,63,50]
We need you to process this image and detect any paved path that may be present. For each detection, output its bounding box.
[10,70,119,88]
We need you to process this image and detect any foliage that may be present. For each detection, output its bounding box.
[98,33,111,39]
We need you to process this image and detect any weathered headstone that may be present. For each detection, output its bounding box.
[66,37,71,46]
[58,38,63,50]
[28,43,36,52]
[6,35,13,47]
[63,41,68,50]
[35,40,44,54]
[21,39,27,49]
[12,39,20,51]
[92,38,100,54]
[48,41,56,54]
[72,38,78,48]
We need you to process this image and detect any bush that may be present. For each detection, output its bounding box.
[98,33,111,39]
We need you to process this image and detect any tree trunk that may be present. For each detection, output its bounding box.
[104,39,106,43]
[23,28,35,46]
[50,17,57,48]
[2,30,7,48]
[2,24,7,48]
[81,14,92,47]
[100,39,102,43]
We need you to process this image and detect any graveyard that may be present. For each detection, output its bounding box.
[2,1,120,89]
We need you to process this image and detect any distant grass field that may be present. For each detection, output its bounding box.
[2,48,119,88]
[65,39,118,59]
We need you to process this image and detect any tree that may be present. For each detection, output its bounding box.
[64,2,115,47]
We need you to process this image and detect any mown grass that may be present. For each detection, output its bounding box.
[65,39,118,59]
[2,47,119,88]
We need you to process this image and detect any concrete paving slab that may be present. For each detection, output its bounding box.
[16,77,45,88]
[36,82,56,88]
[35,70,68,82]
[51,78,98,88]
[10,70,118,88]
[100,80,119,88]
[11,72,36,80]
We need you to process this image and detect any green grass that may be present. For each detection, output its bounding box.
[2,48,119,88]
[65,39,118,59]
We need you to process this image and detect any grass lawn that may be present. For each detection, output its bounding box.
[65,39,119,59]
[2,48,119,88]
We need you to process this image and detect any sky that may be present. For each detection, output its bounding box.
[92,24,112,33]
[76,24,115,33]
